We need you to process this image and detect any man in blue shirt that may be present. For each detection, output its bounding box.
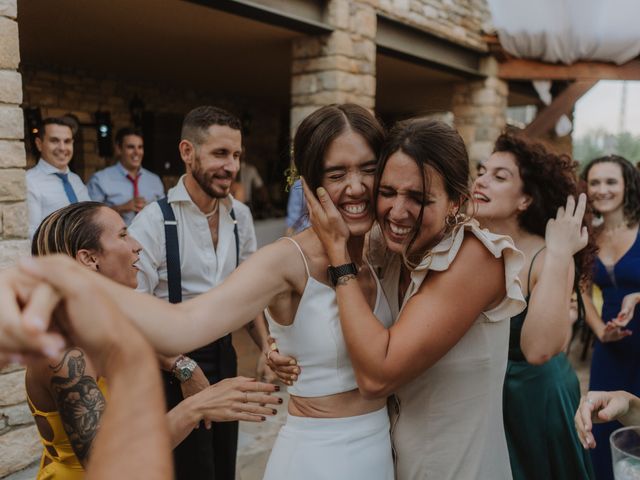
[27,117,91,238]
[285,178,310,235]
[88,128,165,225]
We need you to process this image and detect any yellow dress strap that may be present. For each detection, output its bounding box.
[27,395,58,420]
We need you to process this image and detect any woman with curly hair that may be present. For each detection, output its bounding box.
[473,133,595,479]
[580,155,640,480]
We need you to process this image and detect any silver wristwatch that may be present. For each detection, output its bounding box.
[171,355,197,383]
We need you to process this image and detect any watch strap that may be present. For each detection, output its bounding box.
[327,262,358,286]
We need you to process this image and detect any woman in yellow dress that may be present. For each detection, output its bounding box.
[26,202,279,479]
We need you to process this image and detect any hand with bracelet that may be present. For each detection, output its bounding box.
[165,354,210,398]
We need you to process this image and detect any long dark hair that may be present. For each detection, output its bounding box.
[289,104,385,230]
[293,104,385,193]
[374,118,470,263]
[581,154,640,228]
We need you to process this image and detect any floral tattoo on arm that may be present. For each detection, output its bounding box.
[50,349,106,464]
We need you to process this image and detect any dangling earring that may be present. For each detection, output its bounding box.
[445,212,457,228]
[454,212,468,226]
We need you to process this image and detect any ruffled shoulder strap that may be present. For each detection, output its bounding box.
[407,219,526,323]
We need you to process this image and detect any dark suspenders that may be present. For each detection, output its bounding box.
[157,197,239,305]
[158,197,182,304]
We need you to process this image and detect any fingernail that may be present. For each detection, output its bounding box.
[317,187,326,196]
[289,360,296,366]
[44,337,65,358]
[29,317,46,332]
[294,367,300,374]
[274,385,280,392]
[44,344,61,359]
[278,398,283,404]
[272,409,277,415]
[292,375,297,381]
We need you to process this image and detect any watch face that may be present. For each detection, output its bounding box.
[179,367,192,379]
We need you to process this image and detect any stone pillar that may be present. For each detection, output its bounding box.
[290,0,377,134]
[0,1,41,476]
[452,57,508,167]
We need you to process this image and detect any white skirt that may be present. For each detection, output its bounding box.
[263,407,393,480]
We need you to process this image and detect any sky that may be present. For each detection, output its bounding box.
[573,80,640,138]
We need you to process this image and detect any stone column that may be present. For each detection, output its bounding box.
[452,57,508,167]
[290,0,377,134]
[0,1,41,476]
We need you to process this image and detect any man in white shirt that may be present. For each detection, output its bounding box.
[26,117,90,238]
[129,106,271,480]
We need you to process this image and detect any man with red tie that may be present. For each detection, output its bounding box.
[27,117,91,239]
[88,127,164,225]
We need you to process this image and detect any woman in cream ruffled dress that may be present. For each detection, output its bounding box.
[303,118,527,480]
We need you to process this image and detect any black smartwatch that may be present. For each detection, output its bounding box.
[327,263,358,286]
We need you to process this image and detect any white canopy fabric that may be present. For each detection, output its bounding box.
[487,0,640,65]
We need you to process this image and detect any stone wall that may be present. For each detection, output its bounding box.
[452,58,508,167]
[22,66,289,202]
[290,0,377,132]
[0,4,40,477]
[0,0,28,268]
[375,0,491,51]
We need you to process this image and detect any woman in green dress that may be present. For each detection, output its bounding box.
[473,133,595,479]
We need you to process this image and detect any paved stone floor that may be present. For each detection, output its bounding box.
[5,331,593,480]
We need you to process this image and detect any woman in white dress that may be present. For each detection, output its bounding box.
[5,104,394,480]
[302,118,527,480]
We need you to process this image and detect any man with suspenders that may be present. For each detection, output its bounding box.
[129,106,271,480]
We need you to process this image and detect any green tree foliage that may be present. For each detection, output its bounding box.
[574,130,640,167]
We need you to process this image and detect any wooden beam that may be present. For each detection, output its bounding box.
[499,57,640,81]
[524,80,597,138]
[187,0,333,35]
[376,14,484,78]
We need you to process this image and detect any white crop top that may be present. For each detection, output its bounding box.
[265,237,394,397]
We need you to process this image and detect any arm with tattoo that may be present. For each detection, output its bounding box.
[50,348,106,465]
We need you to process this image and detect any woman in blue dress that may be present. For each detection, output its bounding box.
[582,155,640,480]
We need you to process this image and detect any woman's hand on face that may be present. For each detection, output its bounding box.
[545,194,589,258]
[301,178,351,263]
[575,391,634,449]
[190,376,281,427]
[615,292,640,327]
